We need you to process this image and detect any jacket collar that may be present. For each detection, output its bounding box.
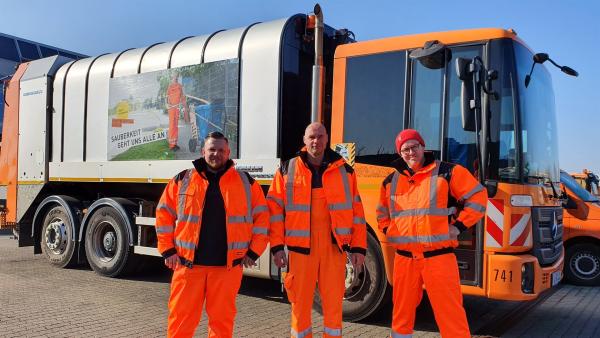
[297,147,344,169]
[391,151,436,176]
[192,158,234,178]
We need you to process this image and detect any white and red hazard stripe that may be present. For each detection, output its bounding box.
[509,213,531,246]
[486,199,504,248]
[486,198,532,248]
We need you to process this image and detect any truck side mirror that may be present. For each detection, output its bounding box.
[562,193,577,210]
[455,57,475,131]
[485,180,498,198]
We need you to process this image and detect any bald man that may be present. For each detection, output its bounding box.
[267,123,367,338]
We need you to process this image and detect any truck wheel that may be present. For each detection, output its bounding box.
[565,243,600,286]
[40,205,77,268]
[314,231,390,321]
[84,206,136,277]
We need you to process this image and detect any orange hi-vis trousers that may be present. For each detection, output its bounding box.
[285,188,346,338]
[168,106,179,149]
[167,265,243,338]
[391,252,470,338]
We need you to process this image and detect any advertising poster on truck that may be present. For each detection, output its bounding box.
[107,59,239,161]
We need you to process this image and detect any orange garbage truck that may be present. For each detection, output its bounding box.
[560,170,600,286]
[0,5,575,321]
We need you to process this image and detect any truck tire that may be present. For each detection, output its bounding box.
[40,205,77,268]
[565,243,600,286]
[84,206,137,277]
[314,231,390,322]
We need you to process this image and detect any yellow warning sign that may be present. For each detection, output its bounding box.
[332,143,356,166]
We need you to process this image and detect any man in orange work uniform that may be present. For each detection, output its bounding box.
[267,122,367,338]
[166,72,188,151]
[156,131,269,337]
[377,129,487,338]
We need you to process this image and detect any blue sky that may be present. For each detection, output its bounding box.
[2,0,598,174]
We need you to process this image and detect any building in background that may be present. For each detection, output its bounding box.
[0,32,86,132]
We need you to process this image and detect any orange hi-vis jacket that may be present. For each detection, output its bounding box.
[267,149,367,256]
[156,159,269,268]
[377,152,487,252]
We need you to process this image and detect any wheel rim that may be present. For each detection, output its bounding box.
[92,220,119,262]
[44,218,68,254]
[344,255,371,301]
[571,252,600,280]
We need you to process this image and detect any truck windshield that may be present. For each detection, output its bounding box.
[561,171,599,202]
[514,42,560,183]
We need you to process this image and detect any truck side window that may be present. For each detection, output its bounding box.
[343,51,406,166]
[445,46,482,174]
[409,52,444,158]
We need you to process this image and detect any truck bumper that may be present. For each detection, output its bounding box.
[483,251,564,301]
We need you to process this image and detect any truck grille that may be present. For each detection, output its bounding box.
[531,207,563,266]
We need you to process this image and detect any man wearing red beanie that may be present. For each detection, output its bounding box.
[377,129,487,338]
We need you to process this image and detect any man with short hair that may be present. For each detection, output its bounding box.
[377,129,487,338]
[156,131,269,337]
[268,122,367,338]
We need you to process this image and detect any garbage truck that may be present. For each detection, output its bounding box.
[0,5,574,321]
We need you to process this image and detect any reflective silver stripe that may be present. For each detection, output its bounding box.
[286,204,311,211]
[376,214,388,221]
[328,203,353,211]
[157,203,176,217]
[285,157,297,209]
[376,205,389,215]
[270,214,284,223]
[252,227,268,235]
[237,169,253,224]
[461,184,484,200]
[323,327,342,336]
[387,234,450,244]
[286,229,310,237]
[291,327,312,338]
[429,161,440,208]
[328,165,353,211]
[155,226,174,234]
[284,158,312,213]
[228,215,252,224]
[252,204,268,216]
[465,201,486,213]
[389,171,400,215]
[177,214,200,224]
[354,195,362,203]
[228,241,249,250]
[353,216,366,224]
[267,195,284,208]
[391,208,455,218]
[177,169,192,220]
[335,227,353,235]
[175,238,195,250]
[391,331,413,338]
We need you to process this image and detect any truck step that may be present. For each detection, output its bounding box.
[134,246,161,257]
[136,216,156,226]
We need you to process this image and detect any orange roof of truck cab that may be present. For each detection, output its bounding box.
[335,28,528,59]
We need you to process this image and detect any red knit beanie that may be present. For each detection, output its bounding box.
[395,129,425,153]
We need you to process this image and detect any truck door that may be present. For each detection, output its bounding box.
[408,44,483,285]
